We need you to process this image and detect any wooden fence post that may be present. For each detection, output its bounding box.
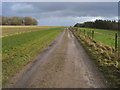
[89,31,91,38]
[115,33,118,51]
[92,30,94,40]
[84,30,85,35]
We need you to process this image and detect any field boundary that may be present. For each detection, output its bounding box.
[78,28,119,50]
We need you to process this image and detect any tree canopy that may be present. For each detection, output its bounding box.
[74,19,118,30]
[1,16,38,25]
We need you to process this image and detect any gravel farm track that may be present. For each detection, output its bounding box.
[7,28,109,88]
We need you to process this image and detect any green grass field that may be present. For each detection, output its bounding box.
[2,26,65,87]
[79,27,119,36]
[79,27,119,49]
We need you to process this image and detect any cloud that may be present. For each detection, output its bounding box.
[11,3,33,11]
[39,16,118,26]
[2,2,118,26]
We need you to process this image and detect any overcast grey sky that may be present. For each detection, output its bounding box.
[2,2,118,26]
[2,0,120,2]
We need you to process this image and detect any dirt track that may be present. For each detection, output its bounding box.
[8,29,109,88]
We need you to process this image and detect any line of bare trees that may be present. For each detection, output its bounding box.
[1,16,38,25]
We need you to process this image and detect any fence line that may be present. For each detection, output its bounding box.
[79,29,118,51]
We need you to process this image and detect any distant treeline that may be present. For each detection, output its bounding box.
[74,20,118,30]
[1,16,38,25]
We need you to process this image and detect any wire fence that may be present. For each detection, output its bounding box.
[79,29,119,51]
